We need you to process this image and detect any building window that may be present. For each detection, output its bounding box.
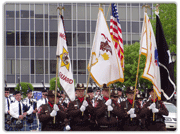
[6,32,14,46]
[50,60,56,74]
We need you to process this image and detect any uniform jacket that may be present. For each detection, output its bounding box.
[94,97,120,125]
[119,99,142,121]
[67,97,93,124]
[140,99,169,121]
[38,101,67,131]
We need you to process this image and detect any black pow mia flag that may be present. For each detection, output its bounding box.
[156,15,176,101]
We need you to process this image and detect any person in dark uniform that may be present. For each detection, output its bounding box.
[38,90,67,131]
[119,86,142,131]
[94,84,120,131]
[110,88,123,131]
[67,83,94,131]
[140,87,169,131]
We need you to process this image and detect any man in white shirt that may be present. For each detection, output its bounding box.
[10,91,33,131]
[37,90,48,110]
[5,88,11,131]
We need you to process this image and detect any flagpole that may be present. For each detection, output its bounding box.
[53,6,65,124]
[131,5,150,121]
[82,54,94,116]
[153,4,160,122]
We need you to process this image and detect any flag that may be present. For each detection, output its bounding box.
[140,12,161,100]
[56,15,75,101]
[110,3,124,70]
[156,14,176,100]
[88,8,124,87]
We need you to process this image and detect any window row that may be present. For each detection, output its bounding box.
[5,3,152,21]
[6,18,144,33]
[5,59,88,75]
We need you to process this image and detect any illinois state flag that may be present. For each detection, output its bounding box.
[140,12,161,100]
[56,15,75,101]
[88,8,124,87]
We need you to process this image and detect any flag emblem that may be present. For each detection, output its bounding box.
[60,47,70,71]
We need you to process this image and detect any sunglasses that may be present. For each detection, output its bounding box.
[5,92,9,93]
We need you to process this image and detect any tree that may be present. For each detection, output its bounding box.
[116,42,152,91]
[151,3,176,47]
[15,82,34,98]
[49,77,62,91]
[151,3,177,84]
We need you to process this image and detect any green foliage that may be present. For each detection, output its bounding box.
[151,3,176,46]
[49,77,62,91]
[115,42,152,91]
[15,82,34,98]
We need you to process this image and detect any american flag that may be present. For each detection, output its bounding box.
[110,3,124,70]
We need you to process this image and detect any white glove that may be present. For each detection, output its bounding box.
[82,100,88,107]
[152,108,159,113]
[27,106,33,115]
[53,104,59,111]
[65,125,71,131]
[107,105,113,111]
[130,114,137,118]
[105,99,112,106]
[80,105,86,112]
[127,108,135,114]
[149,103,156,109]
[50,110,57,117]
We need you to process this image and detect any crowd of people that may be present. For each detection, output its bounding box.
[4,83,169,131]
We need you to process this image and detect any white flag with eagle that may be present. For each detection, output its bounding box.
[88,8,124,87]
[56,15,75,101]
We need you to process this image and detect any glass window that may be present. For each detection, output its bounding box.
[64,5,71,19]
[50,60,56,74]
[77,3,85,19]
[64,20,72,31]
[6,32,14,46]
[6,47,15,59]
[78,33,85,46]
[21,47,29,58]
[78,48,86,59]
[36,32,43,46]
[35,19,43,31]
[91,6,99,20]
[118,5,125,20]
[6,19,14,30]
[21,60,29,75]
[78,20,85,31]
[132,7,139,21]
[35,4,43,18]
[132,22,139,33]
[35,47,43,58]
[5,3,15,18]
[50,32,57,46]
[21,19,29,31]
[50,20,57,31]
[36,60,44,74]
[31,60,34,74]
[21,32,29,46]
[78,60,86,74]
[49,4,57,19]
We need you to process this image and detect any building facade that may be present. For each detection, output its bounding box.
[4,3,155,88]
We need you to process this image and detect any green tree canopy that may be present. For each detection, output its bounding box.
[115,42,152,91]
[15,82,34,98]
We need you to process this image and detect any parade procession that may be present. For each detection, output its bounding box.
[4,3,177,131]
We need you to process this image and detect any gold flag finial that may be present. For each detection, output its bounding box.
[57,6,65,15]
[155,4,160,15]
[100,3,105,8]
[142,5,150,13]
